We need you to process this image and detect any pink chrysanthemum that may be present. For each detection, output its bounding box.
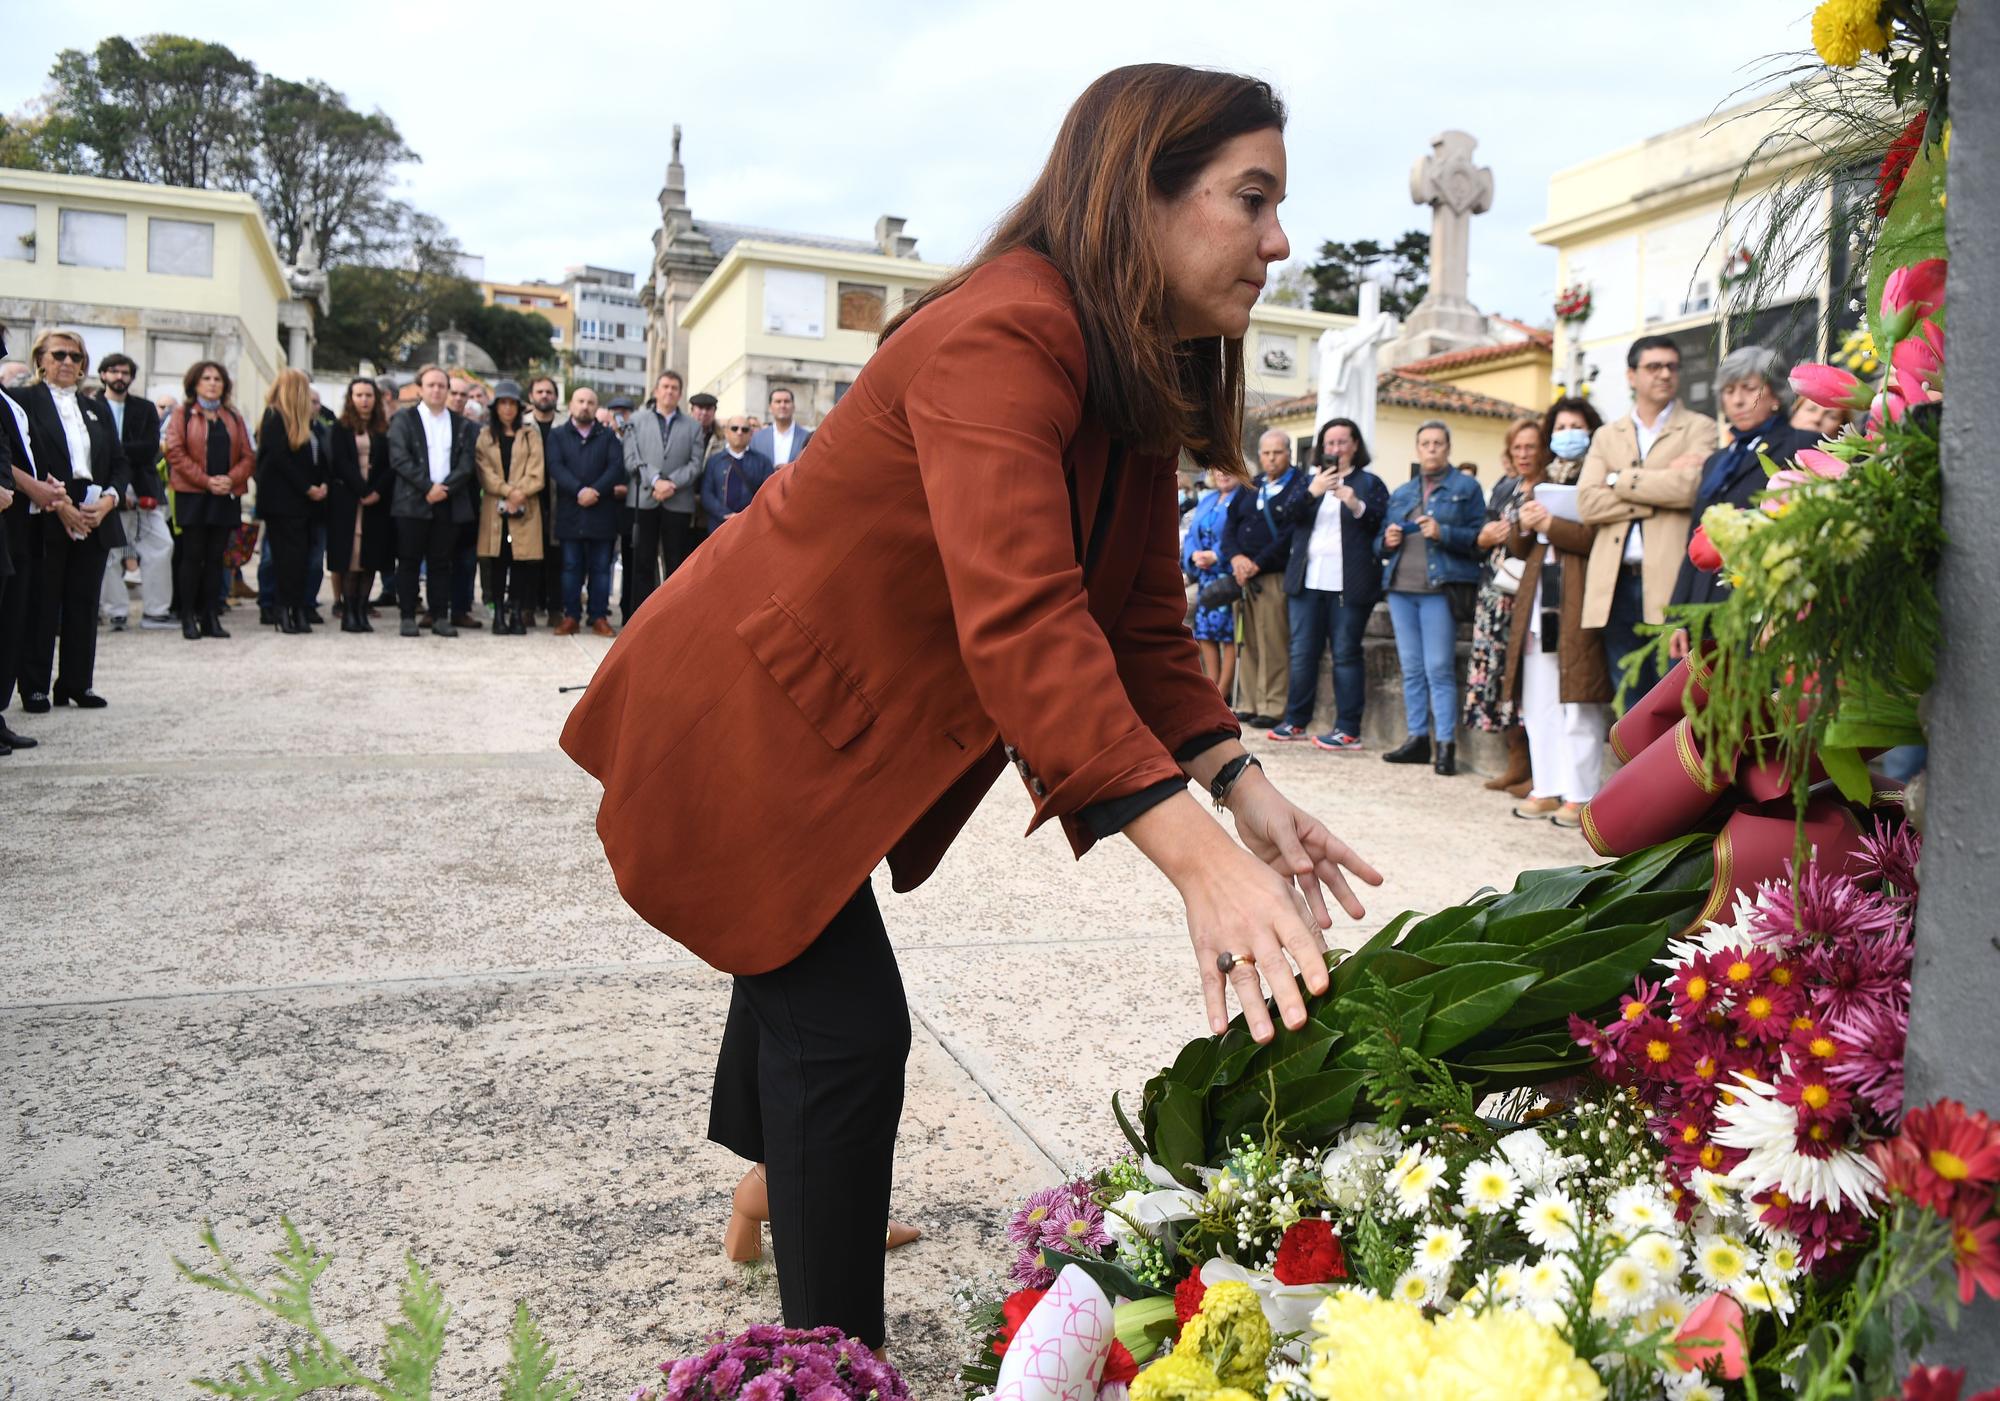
[1806,918,1912,1029]
[1010,1242,1055,1289]
[1041,1195,1111,1254]
[1854,819,1923,907]
[1750,865,1902,952]
[1007,1182,1078,1246]
[1826,998,1911,1125]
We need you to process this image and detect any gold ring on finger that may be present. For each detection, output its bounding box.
[1217,950,1257,975]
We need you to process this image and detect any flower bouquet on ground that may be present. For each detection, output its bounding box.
[637,1325,909,1401]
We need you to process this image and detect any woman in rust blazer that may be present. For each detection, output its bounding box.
[561,65,1379,1351]
[163,360,254,639]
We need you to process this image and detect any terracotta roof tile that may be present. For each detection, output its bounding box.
[1247,373,1537,427]
[1396,337,1552,376]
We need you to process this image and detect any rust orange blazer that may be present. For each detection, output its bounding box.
[560,249,1240,975]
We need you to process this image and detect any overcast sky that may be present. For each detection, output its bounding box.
[6,1,1812,322]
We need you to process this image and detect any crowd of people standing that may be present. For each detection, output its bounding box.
[0,322,799,753]
[1181,330,1837,830]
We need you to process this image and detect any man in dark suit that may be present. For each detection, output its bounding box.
[7,329,129,709]
[91,353,172,630]
[527,374,563,624]
[748,386,813,467]
[700,415,776,531]
[0,324,36,751]
[546,385,625,636]
[387,364,477,637]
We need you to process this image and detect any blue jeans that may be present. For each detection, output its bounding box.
[1602,568,1660,710]
[561,538,615,621]
[1387,590,1458,743]
[1283,589,1370,737]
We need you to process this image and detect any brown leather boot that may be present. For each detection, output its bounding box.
[1484,725,1531,791]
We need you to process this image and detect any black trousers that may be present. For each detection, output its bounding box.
[267,516,310,614]
[0,509,39,711]
[26,522,109,697]
[708,881,910,1348]
[395,510,455,619]
[478,535,542,608]
[175,520,229,623]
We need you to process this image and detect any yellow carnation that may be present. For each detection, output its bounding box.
[1131,1352,1222,1401]
[1301,1294,1604,1401]
[1174,1280,1272,1392]
[1811,0,1889,67]
[1303,1294,1433,1401]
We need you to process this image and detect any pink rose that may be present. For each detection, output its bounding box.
[1882,258,1948,321]
[1673,1293,1747,1379]
[1789,363,1872,411]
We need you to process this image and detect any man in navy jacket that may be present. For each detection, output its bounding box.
[700,414,776,529]
[1220,429,1301,727]
[546,386,625,636]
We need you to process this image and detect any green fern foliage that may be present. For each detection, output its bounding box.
[174,1218,577,1400]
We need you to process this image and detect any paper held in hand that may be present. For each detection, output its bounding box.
[1529,482,1581,544]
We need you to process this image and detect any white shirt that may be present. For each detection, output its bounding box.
[50,385,93,481]
[771,424,795,464]
[419,404,452,485]
[1622,401,1676,564]
[2,394,36,509]
[1303,480,1347,592]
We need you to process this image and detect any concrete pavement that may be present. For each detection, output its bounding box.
[0,605,1592,1397]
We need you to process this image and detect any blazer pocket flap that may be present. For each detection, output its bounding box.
[735,594,877,750]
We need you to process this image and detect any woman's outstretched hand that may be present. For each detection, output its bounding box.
[1124,774,1383,1045]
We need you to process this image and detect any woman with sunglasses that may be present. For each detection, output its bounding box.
[6,329,128,710]
[563,66,1381,1356]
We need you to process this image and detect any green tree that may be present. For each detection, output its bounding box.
[40,35,257,188]
[1306,230,1431,317]
[315,211,471,370]
[462,304,560,374]
[245,77,418,265]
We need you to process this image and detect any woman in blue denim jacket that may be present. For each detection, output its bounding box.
[1181,467,1241,703]
[1372,419,1486,775]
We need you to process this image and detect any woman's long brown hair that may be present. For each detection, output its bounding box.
[881,64,1284,468]
[338,376,388,436]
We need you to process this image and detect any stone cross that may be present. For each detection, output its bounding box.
[1409,130,1493,314]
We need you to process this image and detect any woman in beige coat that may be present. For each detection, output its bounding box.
[1503,398,1612,830]
[474,379,546,634]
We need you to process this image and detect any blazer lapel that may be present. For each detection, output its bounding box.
[27,387,72,480]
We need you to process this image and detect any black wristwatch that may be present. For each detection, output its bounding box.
[1209,754,1263,810]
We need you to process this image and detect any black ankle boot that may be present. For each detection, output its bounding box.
[279,607,302,635]
[1433,742,1458,776]
[201,611,230,639]
[182,613,202,640]
[340,595,366,632]
[1383,735,1432,765]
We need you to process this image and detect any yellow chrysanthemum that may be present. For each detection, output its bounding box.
[1811,0,1889,67]
[1301,1294,1605,1401]
[1131,1352,1222,1401]
[1172,1280,1272,1392]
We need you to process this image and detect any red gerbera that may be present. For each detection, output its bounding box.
[1949,1191,2000,1305]
[1899,1361,2000,1401]
[1272,1218,1348,1285]
[1877,111,1930,218]
[1898,1100,2000,1213]
[1173,1273,1207,1328]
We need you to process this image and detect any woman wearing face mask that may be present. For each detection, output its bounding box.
[1502,397,1610,828]
[1375,420,1485,776]
[1461,419,1545,797]
[164,360,255,640]
[1181,465,1242,706]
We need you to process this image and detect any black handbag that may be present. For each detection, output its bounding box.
[1444,580,1478,625]
[1198,576,1244,609]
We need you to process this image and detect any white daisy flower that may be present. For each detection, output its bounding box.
[1694,1233,1758,1291]
[1490,1259,1525,1298]
[1608,1184,1675,1236]
[1713,1073,1885,1213]
[1413,1224,1469,1278]
[1386,1147,1446,1217]
[1637,1293,1695,1338]
[1393,1267,1442,1308]
[1518,1189,1581,1252]
[1459,1158,1521,1215]
[1631,1232,1686,1278]
[1688,1168,1738,1219]
[1735,1275,1796,1318]
[1762,1235,1804,1280]
[1664,1372,1727,1401]
[1596,1253,1656,1319]
[1510,1257,1574,1327]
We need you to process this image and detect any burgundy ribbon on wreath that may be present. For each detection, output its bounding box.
[1579,655,1876,931]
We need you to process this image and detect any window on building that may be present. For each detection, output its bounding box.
[147,217,214,277]
[74,326,126,375]
[837,283,887,334]
[763,269,826,338]
[57,208,126,269]
[0,202,34,262]
[833,380,853,404]
[147,333,206,400]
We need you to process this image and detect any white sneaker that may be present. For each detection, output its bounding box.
[139,614,178,631]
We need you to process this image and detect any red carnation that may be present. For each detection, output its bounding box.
[1173,1273,1208,1327]
[992,1287,1046,1357]
[1687,524,1722,573]
[1103,1341,1139,1386]
[1273,1218,1348,1286]
[1877,111,1929,218]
